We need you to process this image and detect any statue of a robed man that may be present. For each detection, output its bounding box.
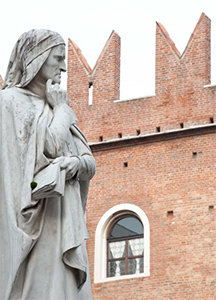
[0,29,95,299]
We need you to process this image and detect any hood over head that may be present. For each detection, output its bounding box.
[2,29,65,89]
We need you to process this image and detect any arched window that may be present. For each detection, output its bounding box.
[107,215,144,277]
[94,204,150,283]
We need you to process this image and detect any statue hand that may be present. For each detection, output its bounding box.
[45,79,69,108]
[54,156,80,180]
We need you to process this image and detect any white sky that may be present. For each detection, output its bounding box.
[0,0,216,99]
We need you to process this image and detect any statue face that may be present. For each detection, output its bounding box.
[38,44,66,84]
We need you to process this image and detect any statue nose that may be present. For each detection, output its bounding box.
[60,61,66,72]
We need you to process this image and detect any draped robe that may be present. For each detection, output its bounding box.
[0,87,95,299]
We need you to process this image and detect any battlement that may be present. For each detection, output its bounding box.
[68,13,215,144]
[67,13,216,300]
[67,30,120,106]
[156,12,211,95]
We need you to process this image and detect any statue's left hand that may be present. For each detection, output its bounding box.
[45,79,69,108]
[54,156,80,180]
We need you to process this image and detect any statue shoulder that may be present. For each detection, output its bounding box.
[0,86,23,100]
[0,87,36,114]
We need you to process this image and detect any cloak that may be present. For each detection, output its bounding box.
[0,87,95,299]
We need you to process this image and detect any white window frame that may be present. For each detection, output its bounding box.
[94,204,150,283]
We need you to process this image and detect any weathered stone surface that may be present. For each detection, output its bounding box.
[0,29,95,299]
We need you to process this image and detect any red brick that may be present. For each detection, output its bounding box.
[68,12,216,300]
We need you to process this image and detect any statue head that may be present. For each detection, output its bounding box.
[36,44,66,86]
[2,29,65,90]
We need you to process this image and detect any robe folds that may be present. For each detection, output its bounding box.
[0,87,96,299]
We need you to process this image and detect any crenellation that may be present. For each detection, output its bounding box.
[67,13,216,300]
[68,14,215,145]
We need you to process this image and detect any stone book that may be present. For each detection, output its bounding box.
[32,162,66,199]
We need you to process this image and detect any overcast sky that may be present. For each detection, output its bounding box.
[0,0,216,99]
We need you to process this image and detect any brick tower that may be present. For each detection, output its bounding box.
[68,13,216,300]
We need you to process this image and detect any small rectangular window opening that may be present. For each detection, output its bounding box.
[136,129,141,136]
[156,127,161,132]
[167,210,174,217]
[99,136,103,142]
[209,205,214,211]
[88,82,93,106]
[210,117,214,123]
[193,151,197,157]
[118,133,122,138]
[180,123,184,128]
[124,162,128,167]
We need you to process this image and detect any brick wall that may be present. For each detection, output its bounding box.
[68,12,216,300]
[0,75,3,89]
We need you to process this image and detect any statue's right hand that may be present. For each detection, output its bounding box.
[45,79,69,108]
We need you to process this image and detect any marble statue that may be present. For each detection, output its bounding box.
[0,29,96,299]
